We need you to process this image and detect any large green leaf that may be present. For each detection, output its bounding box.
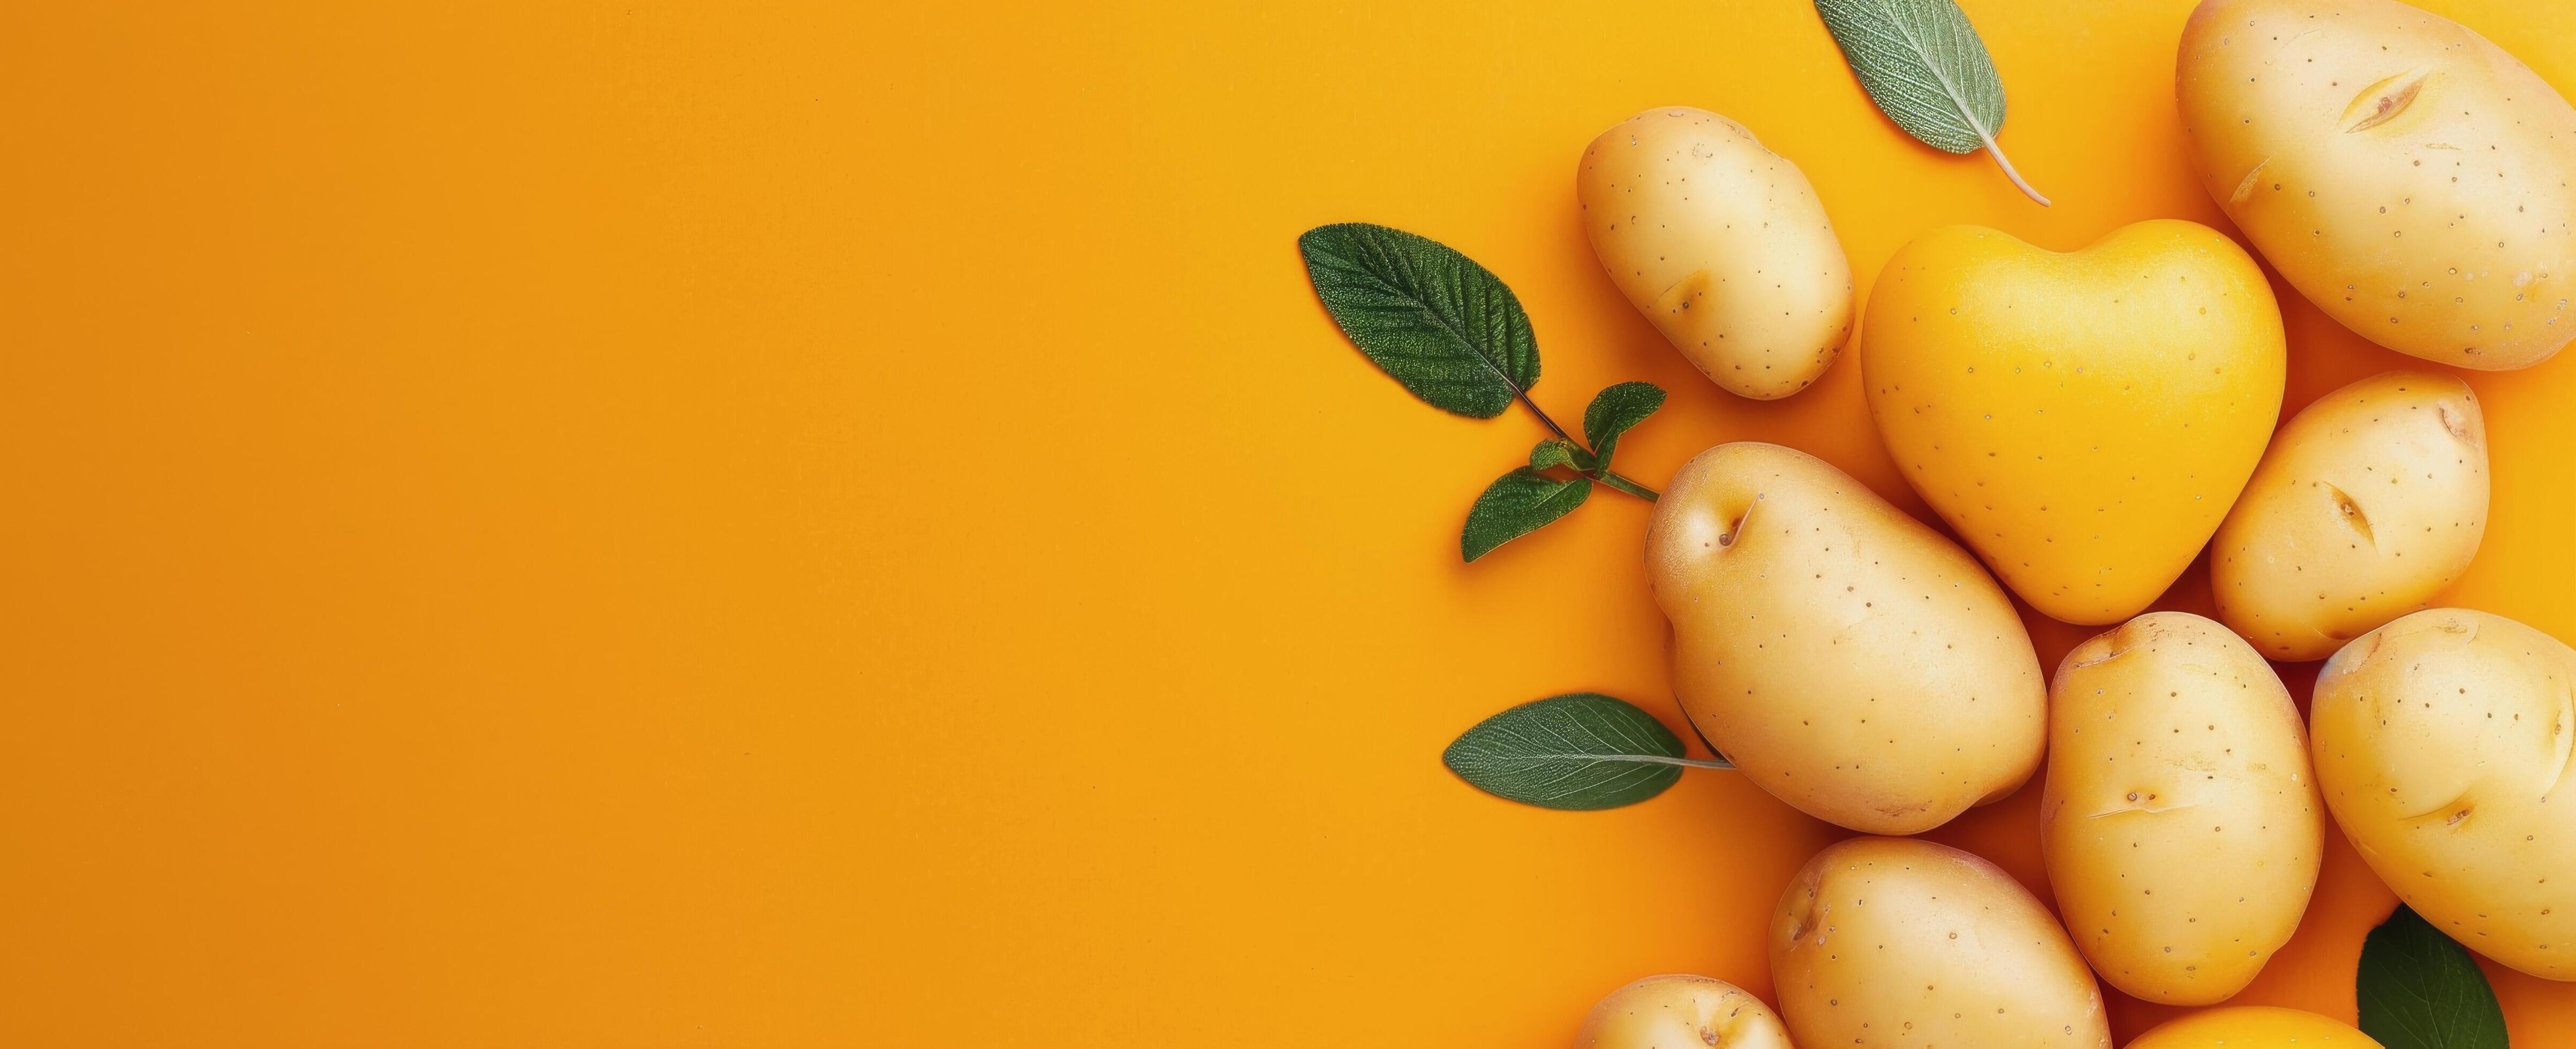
[1580,382,1664,470]
[1441,694,1727,810]
[1460,468,1590,562]
[1297,223,1540,418]
[2356,904,2508,1049]
[1812,0,2049,204]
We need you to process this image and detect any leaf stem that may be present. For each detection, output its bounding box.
[1514,389,1575,444]
[1611,754,1735,770]
[1593,470,1660,503]
[1978,131,2051,207]
[1507,752,1732,770]
[1515,389,1659,501]
[1681,713,1729,766]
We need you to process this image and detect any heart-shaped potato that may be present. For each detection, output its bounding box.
[1861,220,2287,625]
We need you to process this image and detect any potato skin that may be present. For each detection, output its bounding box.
[1646,443,2045,834]
[2212,371,2489,660]
[2311,609,2576,979]
[2127,1006,2382,1048]
[1580,107,1853,399]
[1572,974,1792,1049]
[2177,0,2576,370]
[1861,221,2285,625]
[1770,837,2110,1049]
[2041,612,2323,1004]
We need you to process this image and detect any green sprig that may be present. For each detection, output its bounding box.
[1296,223,1664,561]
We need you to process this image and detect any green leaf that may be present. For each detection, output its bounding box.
[1529,439,1595,473]
[1442,694,1728,810]
[2357,904,2509,1049]
[1296,223,1540,419]
[1581,382,1664,470]
[1462,468,1591,561]
[1812,0,2051,205]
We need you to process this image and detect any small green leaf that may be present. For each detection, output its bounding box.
[2357,904,2509,1049]
[1462,468,1591,561]
[1581,382,1664,469]
[1442,694,1727,810]
[1529,439,1595,473]
[1297,223,1540,418]
[1812,0,2050,205]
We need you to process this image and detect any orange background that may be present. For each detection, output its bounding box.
[4,0,2574,1044]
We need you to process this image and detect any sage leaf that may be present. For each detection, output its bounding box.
[1297,223,1541,418]
[1581,382,1665,470]
[1529,439,1594,473]
[2356,904,2508,1049]
[1462,468,1591,561]
[1812,0,2051,206]
[1442,694,1728,810]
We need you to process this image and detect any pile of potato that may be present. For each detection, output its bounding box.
[1569,0,2575,1045]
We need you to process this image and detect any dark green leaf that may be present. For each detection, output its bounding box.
[1529,439,1594,473]
[1581,382,1664,469]
[2357,904,2509,1049]
[1813,0,2050,204]
[1442,694,1727,810]
[1462,468,1591,561]
[1297,223,1540,418]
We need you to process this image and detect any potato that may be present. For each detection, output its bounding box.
[2212,371,2489,660]
[2041,612,2323,1004]
[2311,608,2576,979]
[1770,837,2110,1049]
[1580,107,1852,399]
[2178,0,2576,370]
[2127,1006,2382,1048]
[1572,974,1792,1049]
[1860,221,2285,626]
[1646,442,2045,834]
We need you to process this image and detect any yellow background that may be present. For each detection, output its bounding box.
[4,0,2574,1044]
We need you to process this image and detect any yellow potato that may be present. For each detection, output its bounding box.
[1646,442,2044,834]
[1770,837,2110,1049]
[1572,974,1792,1049]
[1861,221,2285,626]
[2127,1006,2382,1049]
[1580,107,1853,399]
[2177,0,2576,370]
[2212,371,2489,660]
[2311,608,2576,979]
[2041,612,2323,1004]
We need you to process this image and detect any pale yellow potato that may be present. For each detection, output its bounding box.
[1646,443,2045,834]
[1572,974,1792,1049]
[2212,371,2489,660]
[1770,837,2110,1049]
[2178,0,2576,369]
[2127,1006,2382,1049]
[2041,612,2323,1004]
[2311,608,2576,979]
[1580,107,1852,399]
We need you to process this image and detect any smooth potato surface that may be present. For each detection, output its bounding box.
[1580,107,1852,399]
[1861,221,2285,625]
[2178,0,2576,369]
[2126,1006,2382,1048]
[2311,608,2576,979]
[1572,974,1792,1049]
[1770,837,2110,1049]
[2212,371,2488,660]
[1646,443,2044,834]
[2041,612,2322,1004]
